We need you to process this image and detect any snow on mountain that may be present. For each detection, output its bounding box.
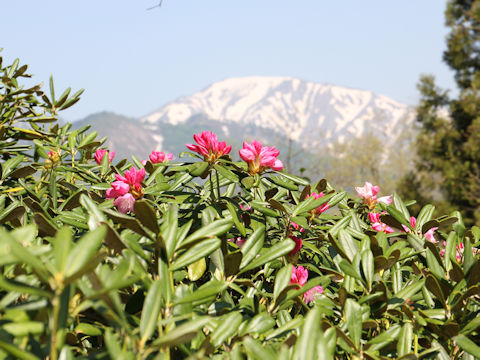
[142,76,414,148]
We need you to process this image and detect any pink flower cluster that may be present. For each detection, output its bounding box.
[290,266,323,304]
[306,192,330,215]
[239,140,283,175]
[94,149,115,165]
[149,151,173,164]
[402,216,437,242]
[106,167,145,213]
[289,235,302,256]
[368,212,394,233]
[356,182,392,209]
[186,131,232,163]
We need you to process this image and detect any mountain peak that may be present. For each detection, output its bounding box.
[142,76,413,148]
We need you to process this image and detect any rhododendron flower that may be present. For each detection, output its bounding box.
[303,286,324,304]
[368,212,394,233]
[290,265,308,288]
[356,182,392,209]
[106,167,145,213]
[149,151,173,164]
[227,237,246,248]
[402,216,438,242]
[94,149,115,165]
[114,193,136,214]
[290,222,305,233]
[239,140,283,175]
[289,235,302,255]
[306,192,330,215]
[186,131,231,163]
[115,167,146,188]
[45,150,61,168]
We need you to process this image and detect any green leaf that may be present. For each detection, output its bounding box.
[415,204,435,232]
[240,238,295,273]
[180,218,233,247]
[0,339,40,360]
[337,229,359,262]
[140,280,163,344]
[397,322,413,356]
[269,175,299,191]
[189,161,209,176]
[393,193,410,220]
[243,337,276,360]
[225,201,246,237]
[211,312,243,347]
[453,334,480,357]
[65,226,106,278]
[214,164,239,182]
[53,227,73,274]
[79,194,106,230]
[175,280,227,305]
[344,298,362,349]
[240,313,276,336]
[78,131,98,149]
[361,249,374,289]
[75,323,103,336]
[187,258,206,281]
[1,155,24,179]
[160,204,178,259]
[274,265,293,300]
[292,193,334,217]
[171,237,222,271]
[134,200,159,234]
[293,307,321,360]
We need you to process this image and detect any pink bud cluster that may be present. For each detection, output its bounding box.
[149,151,173,164]
[94,149,115,165]
[290,266,324,304]
[106,167,145,213]
[186,131,232,163]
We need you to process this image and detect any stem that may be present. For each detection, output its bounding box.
[209,172,215,202]
[215,170,221,199]
[50,292,61,360]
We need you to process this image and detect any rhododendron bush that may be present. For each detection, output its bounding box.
[2,55,480,360]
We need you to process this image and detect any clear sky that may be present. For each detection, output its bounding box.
[2,1,455,122]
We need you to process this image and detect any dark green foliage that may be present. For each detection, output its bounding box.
[1,53,480,360]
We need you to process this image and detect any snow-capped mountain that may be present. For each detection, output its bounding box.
[142,76,414,149]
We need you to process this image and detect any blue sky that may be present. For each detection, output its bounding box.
[3,1,454,122]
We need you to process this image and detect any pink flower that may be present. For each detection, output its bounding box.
[105,181,130,199]
[290,265,308,288]
[303,286,324,304]
[289,235,302,255]
[115,167,145,187]
[402,216,438,242]
[106,167,145,213]
[368,212,394,233]
[239,140,284,175]
[94,149,115,165]
[149,151,173,164]
[290,222,305,233]
[306,192,330,215]
[114,193,136,214]
[356,182,392,209]
[227,237,246,248]
[186,131,231,163]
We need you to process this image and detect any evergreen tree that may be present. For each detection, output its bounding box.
[399,0,480,224]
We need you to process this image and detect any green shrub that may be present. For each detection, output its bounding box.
[1,54,480,360]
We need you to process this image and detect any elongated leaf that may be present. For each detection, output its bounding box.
[65,226,106,278]
[274,265,293,300]
[171,237,222,270]
[344,298,362,349]
[211,312,243,347]
[293,307,321,360]
[180,218,233,247]
[240,238,295,273]
[397,322,413,356]
[134,200,159,234]
[140,280,162,344]
[453,334,480,357]
[240,225,265,268]
[175,280,227,304]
